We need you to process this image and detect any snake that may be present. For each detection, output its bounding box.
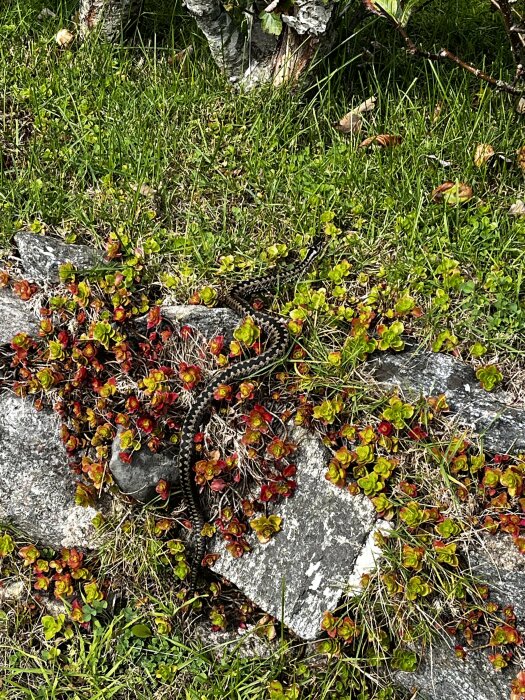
[177,238,323,594]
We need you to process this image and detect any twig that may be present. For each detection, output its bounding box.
[490,0,525,81]
[370,5,525,96]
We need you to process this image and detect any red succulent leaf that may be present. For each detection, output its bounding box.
[407,425,428,441]
[213,384,232,401]
[137,415,156,434]
[155,479,170,500]
[209,335,224,355]
[210,478,227,492]
[178,362,202,390]
[180,325,193,339]
[113,306,127,322]
[147,306,161,329]
[259,484,275,502]
[282,464,297,478]
[125,395,141,413]
[377,420,393,436]
[13,279,37,301]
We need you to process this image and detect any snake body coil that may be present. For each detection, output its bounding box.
[178,240,323,593]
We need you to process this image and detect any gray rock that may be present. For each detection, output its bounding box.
[14,232,105,284]
[193,620,276,659]
[162,304,239,341]
[109,429,179,503]
[0,287,39,344]
[0,393,104,549]
[371,351,525,455]
[394,634,518,700]
[211,426,376,640]
[395,534,525,700]
[467,533,525,619]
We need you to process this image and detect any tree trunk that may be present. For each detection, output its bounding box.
[78,0,143,41]
[76,0,340,87]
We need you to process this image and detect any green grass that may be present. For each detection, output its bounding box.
[2,0,524,363]
[1,0,525,698]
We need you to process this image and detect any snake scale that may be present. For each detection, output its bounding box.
[177,238,323,594]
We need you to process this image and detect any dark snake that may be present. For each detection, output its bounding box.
[177,238,323,594]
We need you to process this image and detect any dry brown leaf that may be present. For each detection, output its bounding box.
[38,8,56,18]
[333,98,376,135]
[473,143,495,167]
[354,97,377,114]
[517,146,525,172]
[359,134,403,148]
[55,28,74,47]
[362,0,382,14]
[432,102,443,123]
[130,183,156,197]
[168,46,194,65]
[333,112,362,135]
[509,200,525,217]
[431,181,473,204]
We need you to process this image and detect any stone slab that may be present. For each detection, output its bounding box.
[211,426,376,640]
[371,351,525,455]
[0,393,103,549]
[395,634,519,700]
[467,533,525,620]
[162,304,239,341]
[0,287,39,344]
[15,231,105,284]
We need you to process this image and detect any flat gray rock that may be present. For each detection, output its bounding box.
[0,393,104,549]
[162,304,239,341]
[395,534,525,700]
[0,287,39,344]
[193,620,276,659]
[110,429,179,503]
[211,426,376,640]
[467,533,525,619]
[371,351,525,454]
[15,232,105,283]
[394,634,518,700]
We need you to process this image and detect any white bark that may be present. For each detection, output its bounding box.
[78,0,142,41]
[282,0,335,36]
[183,0,249,81]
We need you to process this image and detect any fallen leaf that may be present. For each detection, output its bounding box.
[354,96,377,114]
[431,181,473,204]
[333,112,362,135]
[359,134,403,148]
[55,28,74,47]
[38,8,56,18]
[333,97,376,135]
[517,146,525,172]
[509,200,525,217]
[130,183,156,197]
[168,45,194,65]
[474,143,495,167]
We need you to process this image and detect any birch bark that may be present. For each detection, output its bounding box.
[78,0,143,41]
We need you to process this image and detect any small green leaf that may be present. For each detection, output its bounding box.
[131,623,152,638]
[259,11,283,36]
[42,614,65,640]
